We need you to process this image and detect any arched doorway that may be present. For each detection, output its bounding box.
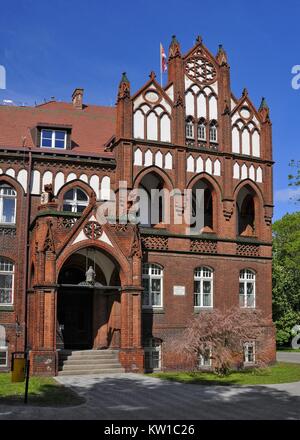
[57,247,121,350]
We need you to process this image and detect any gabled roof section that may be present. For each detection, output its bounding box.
[231,89,262,122]
[0,101,116,157]
[131,71,173,107]
[182,36,219,70]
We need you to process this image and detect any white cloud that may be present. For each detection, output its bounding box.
[275,187,300,202]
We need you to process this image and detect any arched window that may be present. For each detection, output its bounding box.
[209,120,218,143]
[191,180,213,232]
[237,186,256,236]
[185,117,194,140]
[63,187,88,213]
[197,118,206,141]
[139,172,166,227]
[0,183,16,224]
[239,269,255,308]
[142,263,163,308]
[194,267,213,308]
[0,258,14,305]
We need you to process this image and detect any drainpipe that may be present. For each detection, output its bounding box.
[23,147,33,356]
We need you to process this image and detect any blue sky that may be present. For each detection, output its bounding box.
[0,0,299,220]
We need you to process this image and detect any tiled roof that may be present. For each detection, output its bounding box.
[0,101,116,157]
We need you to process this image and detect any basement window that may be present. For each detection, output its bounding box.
[41,129,67,149]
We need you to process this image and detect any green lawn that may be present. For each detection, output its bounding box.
[151,362,300,386]
[277,347,300,352]
[0,373,84,406]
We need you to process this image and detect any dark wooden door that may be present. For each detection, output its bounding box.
[57,290,93,349]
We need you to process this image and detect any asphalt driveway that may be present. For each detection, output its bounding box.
[0,372,300,420]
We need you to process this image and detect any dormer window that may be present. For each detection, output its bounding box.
[41,129,67,149]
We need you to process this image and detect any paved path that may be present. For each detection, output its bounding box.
[1,373,300,420]
[277,351,300,364]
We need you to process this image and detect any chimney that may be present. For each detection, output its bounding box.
[72,88,84,110]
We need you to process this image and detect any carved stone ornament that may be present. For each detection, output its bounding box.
[83,221,103,240]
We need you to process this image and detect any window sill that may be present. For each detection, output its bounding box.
[194,307,213,313]
[142,308,165,314]
[0,305,14,312]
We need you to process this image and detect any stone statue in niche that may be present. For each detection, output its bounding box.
[40,184,54,205]
[86,266,96,285]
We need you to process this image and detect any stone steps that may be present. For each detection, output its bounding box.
[58,349,125,376]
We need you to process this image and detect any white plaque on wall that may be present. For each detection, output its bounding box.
[173,285,185,296]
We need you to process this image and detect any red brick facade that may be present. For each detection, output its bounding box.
[0,36,275,375]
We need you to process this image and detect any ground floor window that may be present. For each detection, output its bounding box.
[243,342,255,364]
[144,338,161,371]
[199,348,212,368]
[0,347,8,367]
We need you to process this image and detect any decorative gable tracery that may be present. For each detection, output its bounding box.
[231,98,261,157]
[133,81,172,143]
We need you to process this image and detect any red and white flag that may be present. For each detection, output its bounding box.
[160,43,167,73]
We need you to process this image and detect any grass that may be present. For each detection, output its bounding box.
[0,373,85,406]
[151,362,300,386]
[277,347,300,352]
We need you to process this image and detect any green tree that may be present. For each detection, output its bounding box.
[273,212,300,345]
[288,160,300,202]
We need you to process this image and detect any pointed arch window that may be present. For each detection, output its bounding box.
[185,117,194,140]
[0,183,16,224]
[197,118,206,141]
[63,187,88,213]
[209,120,218,143]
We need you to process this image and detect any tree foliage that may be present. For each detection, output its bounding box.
[175,307,272,375]
[288,160,300,202]
[272,212,300,345]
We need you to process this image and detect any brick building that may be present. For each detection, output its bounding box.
[0,36,275,375]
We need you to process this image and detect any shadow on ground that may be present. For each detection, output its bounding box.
[0,374,299,419]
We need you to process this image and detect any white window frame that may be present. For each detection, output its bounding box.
[197,121,206,141]
[194,267,213,308]
[0,184,16,224]
[142,263,163,308]
[209,123,218,143]
[0,347,8,367]
[243,342,255,364]
[63,187,89,213]
[41,129,67,149]
[239,269,256,308]
[199,348,212,368]
[186,119,194,140]
[0,258,14,306]
[144,338,161,371]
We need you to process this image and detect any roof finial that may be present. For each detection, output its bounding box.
[196,35,203,44]
[216,44,228,66]
[242,88,248,97]
[120,72,129,84]
[169,35,181,58]
[258,97,270,122]
[149,71,156,80]
[117,72,130,101]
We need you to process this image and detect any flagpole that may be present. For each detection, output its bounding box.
[160,44,162,87]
